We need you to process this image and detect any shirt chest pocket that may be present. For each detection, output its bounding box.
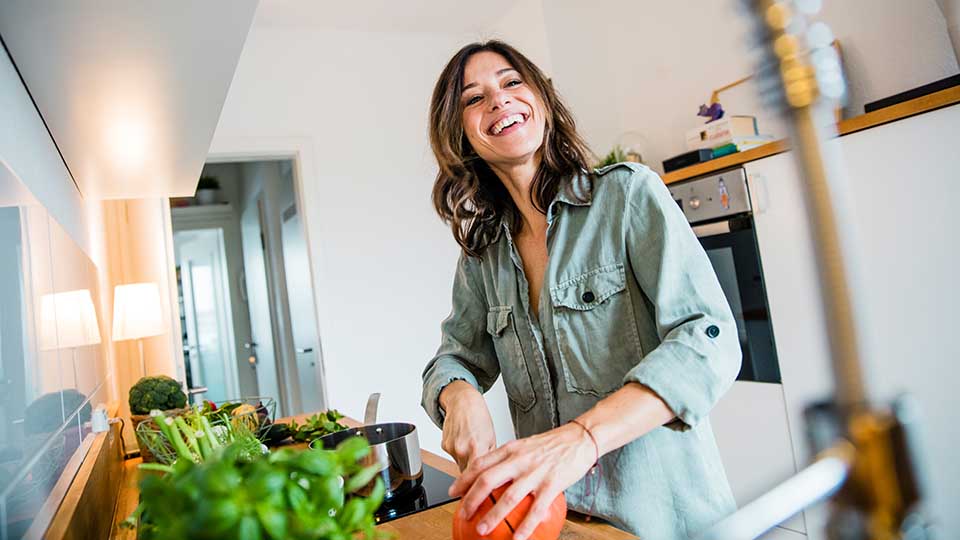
[549,263,643,397]
[486,306,537,411]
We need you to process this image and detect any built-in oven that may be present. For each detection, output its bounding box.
[668,168,780,383]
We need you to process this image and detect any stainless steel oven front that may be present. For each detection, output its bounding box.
[668,168,780,383]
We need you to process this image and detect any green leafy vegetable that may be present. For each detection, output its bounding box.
[289,410,348,443]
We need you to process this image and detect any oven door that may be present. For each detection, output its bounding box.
[693,216,780,383]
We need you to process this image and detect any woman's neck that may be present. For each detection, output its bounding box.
[489,155,547,236]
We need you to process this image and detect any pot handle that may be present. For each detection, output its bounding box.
[364,393,381,425]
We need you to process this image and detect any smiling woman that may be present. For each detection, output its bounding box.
[422,41,743,540]
[428,41,592,259]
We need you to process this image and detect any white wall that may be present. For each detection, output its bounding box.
[486,0,553,74]
[937,0,960,60]
[541,0,959,173]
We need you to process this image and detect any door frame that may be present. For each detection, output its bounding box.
[203,136,330,414]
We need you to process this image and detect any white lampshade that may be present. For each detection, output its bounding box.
[39,289,102,351]
[112,282,166,341]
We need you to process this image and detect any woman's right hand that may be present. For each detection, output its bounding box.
[439,380,496,471]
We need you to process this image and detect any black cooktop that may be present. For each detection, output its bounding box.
[375,463,458,524]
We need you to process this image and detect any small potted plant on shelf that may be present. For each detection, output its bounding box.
[194,176,221,205]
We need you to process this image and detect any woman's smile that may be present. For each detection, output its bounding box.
[488,112,528,136]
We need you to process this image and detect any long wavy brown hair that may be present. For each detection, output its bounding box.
[429,40,593,258]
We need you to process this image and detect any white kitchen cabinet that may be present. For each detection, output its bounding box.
[745,153,835,466]
[738,102,960,539]
[711,381,806,535]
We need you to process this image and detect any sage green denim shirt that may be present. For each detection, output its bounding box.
[421,163,740,539]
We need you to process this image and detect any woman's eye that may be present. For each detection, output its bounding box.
[505,79,522,87]
[466,95,482,106]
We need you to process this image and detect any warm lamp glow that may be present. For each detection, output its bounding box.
[39,289,102,351]
[112,282,165,341]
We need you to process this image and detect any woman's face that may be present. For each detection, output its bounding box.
[460,51,546,169]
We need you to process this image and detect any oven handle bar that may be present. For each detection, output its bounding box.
[692,221,731,238]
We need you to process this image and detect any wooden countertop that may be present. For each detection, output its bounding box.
[111,413,634,539]
[661,84,960,185]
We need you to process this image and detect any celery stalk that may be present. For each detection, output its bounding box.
[200,415,222,450]
[153,412,198,463]
[175,417,202,457]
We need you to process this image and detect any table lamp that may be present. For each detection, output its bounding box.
[39,289,102,388]
[112,282,166,378]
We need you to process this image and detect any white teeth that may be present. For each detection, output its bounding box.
[492,114,525,135]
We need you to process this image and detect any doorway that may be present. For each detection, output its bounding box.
[170,159,326,417]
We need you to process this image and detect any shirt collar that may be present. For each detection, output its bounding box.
[547,172,592,223]
[554,171,593,207]
[498,172,594,234]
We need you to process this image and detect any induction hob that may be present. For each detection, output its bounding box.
[374,463,459,524]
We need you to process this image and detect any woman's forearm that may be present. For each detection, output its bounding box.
[574,382,676,456]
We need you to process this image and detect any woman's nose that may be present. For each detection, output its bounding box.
[490,90,511,110]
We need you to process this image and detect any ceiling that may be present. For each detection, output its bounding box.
[0,0,258,199]
[253,0,517,33]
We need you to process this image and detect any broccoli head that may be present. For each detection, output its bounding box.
[128,375,187,415]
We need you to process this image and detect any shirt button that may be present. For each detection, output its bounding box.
[705,325,720,338]
[581,291,595,303]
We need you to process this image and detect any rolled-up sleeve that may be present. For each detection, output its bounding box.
[621,166,742,431]
[421,252,501,428]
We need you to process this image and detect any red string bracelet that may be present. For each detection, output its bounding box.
[569,419,602,521]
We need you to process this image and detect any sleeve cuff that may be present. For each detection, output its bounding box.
[421,356,482,428]
[622,323,738,432]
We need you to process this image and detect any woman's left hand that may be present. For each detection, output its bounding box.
[449,422,596,540]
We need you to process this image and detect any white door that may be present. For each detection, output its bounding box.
[280,204,325,412]
[175,229,239,404]
[240,197,283,414]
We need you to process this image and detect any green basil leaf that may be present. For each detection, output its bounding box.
[238,515,263,540]
[190,499,241,536]
[249,469,287,498]
[287,483,311,518]
[366,477,386,511]
[344,464,380,493]
[256,503,289,540]
[295,449,337,476]
[335,436,370,463]
[313,474,345,511]
[337,498,365,531]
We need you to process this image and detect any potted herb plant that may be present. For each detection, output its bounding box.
[125,408,387,540]
[195,176,221,205]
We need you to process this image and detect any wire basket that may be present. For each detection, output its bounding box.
[135,397,276,465]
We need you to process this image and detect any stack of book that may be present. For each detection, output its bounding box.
[662,116,775,173]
